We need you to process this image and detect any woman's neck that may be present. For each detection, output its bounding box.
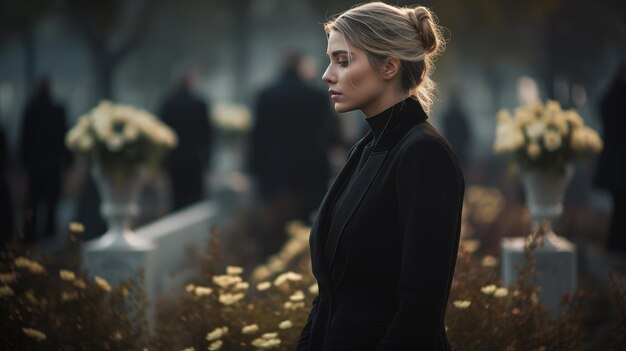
[362,90,411,118]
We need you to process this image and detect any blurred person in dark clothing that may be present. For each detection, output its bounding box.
[441,92,471,169]
[594,61,626,254]
[20,77,72,243]
[160,68,213,211]
[249,51,341,257]
[0,125,14,245]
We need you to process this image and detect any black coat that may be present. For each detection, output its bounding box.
[297,98,465,351]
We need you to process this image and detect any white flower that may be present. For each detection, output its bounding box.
[251,336,282,349]
[257,281,271,291]
[94,276,112,292]
[208,340,223,350]
[525,121,545,141]
[194,286,213,296]
[241,324,259,334]
[542,129,562,152]
[234,282,249,291]
[309,283,319,295]
[14,257,45,274]
[278,320,293,329]
[494,287,509,298]
[0,272,17,285]
[481,256,498,268]
[206,326,228,341]
[219,292,245,305]
[0,285,15,297]
[273,272,302,286]
[226,265,243,275]
[213,275,242,289]
[452,300,471,309]
[480,284,497,295]
[22,328,47,341]
[289,290,305,302]
[59,270,76,281]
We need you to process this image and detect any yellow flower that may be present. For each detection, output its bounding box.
[251,335,282,349]
[219,292,245,305]
[226,265,243,275]
[289,290,305,302]
[59,269,76,281]
[194,286,213,296]
[494,287,509,298]
[0,285,15,297]
[212,275,242,289]
[257,281,271,291]
[452,300,471,309]
[542,129,562,152]
[73,279,87,289]
[273,271,302,286]
[309,283,319,295]
[234,282,249,291]
[0,272,17,284]
[527,143,541,159]
[208,340,223,350]
[206,326,228,341]
[278,320,293,329]
[481,256,498,268]
[95,276,112,292]
[14,257,45,274]
[241,324,259,334]
[68,222,85,233]
[262,332,278,339]
[22,328,46,341]
[481,285,497,295]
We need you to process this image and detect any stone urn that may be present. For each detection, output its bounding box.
[519,164,574,249]
[86,164,153,251]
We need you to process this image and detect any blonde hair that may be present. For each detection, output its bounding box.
[324,2,446,112]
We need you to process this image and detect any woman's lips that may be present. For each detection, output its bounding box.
[329,90,342,100]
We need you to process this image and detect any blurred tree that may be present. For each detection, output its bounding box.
[0,0,58,93]
[64,0,162,99]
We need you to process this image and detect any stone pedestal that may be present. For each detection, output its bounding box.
[501,236,577,316]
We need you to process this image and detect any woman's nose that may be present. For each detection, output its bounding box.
[322,65,335,85]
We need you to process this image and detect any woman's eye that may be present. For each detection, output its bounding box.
[338,61,348,67]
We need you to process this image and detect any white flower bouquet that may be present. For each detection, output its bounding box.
[66,100,177,180]
[211,102,252,135]
[493,100,603,175]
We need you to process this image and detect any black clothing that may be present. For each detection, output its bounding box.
[594,77,626,253]
[160,85,212,210]
[0,127,13,244]
[297,98,465,351]
[249,72,340,258]
[20,93,71,242]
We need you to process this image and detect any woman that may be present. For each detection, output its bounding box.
[297,3,464,351]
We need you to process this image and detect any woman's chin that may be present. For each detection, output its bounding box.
[333,102,356,114]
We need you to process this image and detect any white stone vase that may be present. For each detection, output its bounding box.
[519,164,574,249]
[87,164,153,251]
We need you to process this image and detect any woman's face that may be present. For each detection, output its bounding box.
[322,31,387,115]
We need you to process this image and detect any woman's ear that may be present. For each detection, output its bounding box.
[380,57,400,80]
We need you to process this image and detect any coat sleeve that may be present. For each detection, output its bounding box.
[376,138,463,350]
[296,294,320,351]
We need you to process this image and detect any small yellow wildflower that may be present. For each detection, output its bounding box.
[0,285,15,297]
[219,292,245,305]
[481,285,497,295]
[251,336,281,349]
[68,222,85,233]
[0,272,17,284]
[241,324,259,334]
[494,287,509,298]
[257,281,271,291]
[481,255,498,267]
[208,340,223,350]
[94,276,112,292]
[14,257,45,274]
[452,300,471,309]
[206,326,228,341]
[262,332,278,339]
[278,320,293,329]
[289,290,305,302]
[234,282,249,291]
[226,265,243,275]
[73,279,87,289]
[273,271,302,286]
[213,275,242,289]
[194,286,213,297]
[59,269,76,281]
[309,283,319,295]
[22,328,46,341]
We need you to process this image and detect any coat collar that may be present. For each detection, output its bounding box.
[309,98,429,290]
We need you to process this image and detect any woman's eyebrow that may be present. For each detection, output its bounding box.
[327,50,349,58]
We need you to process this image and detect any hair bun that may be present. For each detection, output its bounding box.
[407,6,438,54]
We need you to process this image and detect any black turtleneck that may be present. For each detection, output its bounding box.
[323,98,410,267]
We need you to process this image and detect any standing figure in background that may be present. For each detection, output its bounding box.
[20,77,72,243]
[160,68,213,211]
[594,61,626,255]
[0,125,14,245]
[441,92,471,170]
[249,51,341,258]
